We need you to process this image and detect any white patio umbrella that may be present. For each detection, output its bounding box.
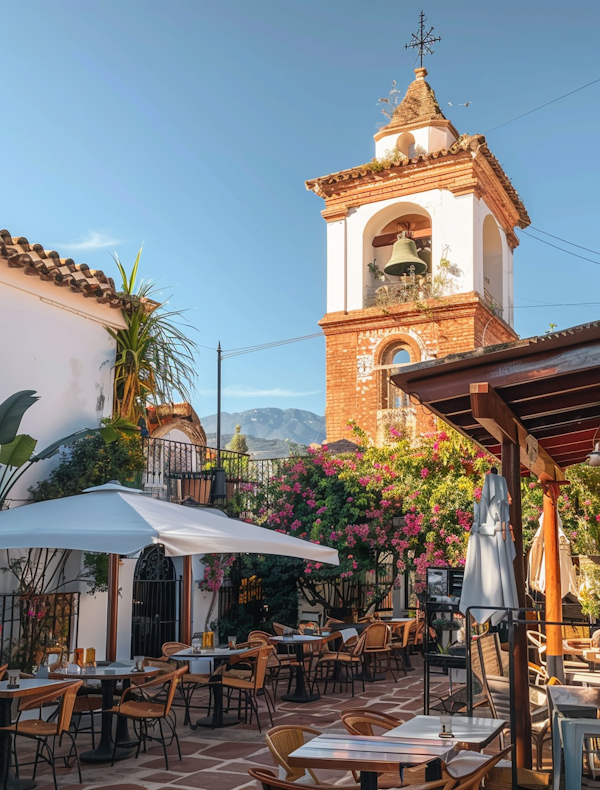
[527,512,578,599]
[0,482,339,564]
[459,472,519,626]
[0,482,338,660]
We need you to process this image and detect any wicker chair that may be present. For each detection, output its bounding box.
[363,622,395,681]
[0,680,83,790]
[265,725,323,784]
[222,646,275,731]
[312,630,366,697]
[390,620,414,676]
[340,708,403,736]
[248,631,298,699]
[106,665,187,770]
[248,768,366,790]
[160,642,213,725]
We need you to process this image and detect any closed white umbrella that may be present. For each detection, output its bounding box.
[0,482,339,564]
[527,513,578,599]
[459,472,519,626]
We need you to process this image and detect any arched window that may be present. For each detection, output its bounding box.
[381,343,414,410]
[483,215,503,318]
[391,348,411,366]
[396,132,415,159]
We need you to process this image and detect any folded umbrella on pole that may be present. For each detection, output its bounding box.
[459,472,519,626]
[527,513,578,599]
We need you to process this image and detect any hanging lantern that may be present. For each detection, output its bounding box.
[587,441,600,467]
[384,234,428,277]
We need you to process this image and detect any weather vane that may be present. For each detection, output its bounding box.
[405,10,441,68]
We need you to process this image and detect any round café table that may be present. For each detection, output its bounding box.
[271,635,323,703]
[170,646,254,729]
[50,666,160,763]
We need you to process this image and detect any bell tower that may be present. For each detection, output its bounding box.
[306,65,530,444]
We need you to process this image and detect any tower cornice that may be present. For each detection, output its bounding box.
[306,134,530,235]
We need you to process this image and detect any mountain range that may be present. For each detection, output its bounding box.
[201,408,326,450]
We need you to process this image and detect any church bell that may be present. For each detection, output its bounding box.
[384,234,428,277]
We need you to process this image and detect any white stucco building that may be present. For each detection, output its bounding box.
[0,230,128,504]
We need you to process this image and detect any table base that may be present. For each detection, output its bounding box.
[80,744,136,764]
[360,771,377,790]
[281,692,321,703]
[5,780,35,790]
[195,713,240,728]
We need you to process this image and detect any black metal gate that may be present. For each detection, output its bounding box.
[131,546,181,658]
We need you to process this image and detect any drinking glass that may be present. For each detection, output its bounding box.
[84,648,96,667]
[439,714,453,738]
[134,655,144,672]
[228,636,237,649]
[7,670,20,688]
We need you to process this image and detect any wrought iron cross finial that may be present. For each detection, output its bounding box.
[405,10,441,68]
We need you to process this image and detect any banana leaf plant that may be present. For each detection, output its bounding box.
[0,390,136,509]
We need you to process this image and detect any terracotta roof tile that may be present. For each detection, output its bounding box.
[0,229,133,310]
[306,134,530,229]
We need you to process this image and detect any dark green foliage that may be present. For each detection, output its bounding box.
[28,433,145,501]
[27,432,145,593]
[217,556,300,639]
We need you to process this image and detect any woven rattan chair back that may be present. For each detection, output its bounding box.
[248,630,273,646]
[162,641,190,657]
[363,622,391,651]
[265,725,321,783]
[340,709,402,736]
[19,680,84,736]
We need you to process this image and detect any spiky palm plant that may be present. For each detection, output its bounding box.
[108,247,198,421]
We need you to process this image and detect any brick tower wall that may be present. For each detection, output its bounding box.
[321,292,517,444]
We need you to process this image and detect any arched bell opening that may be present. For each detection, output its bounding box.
[368,206,432,282]
[482,215,504,318]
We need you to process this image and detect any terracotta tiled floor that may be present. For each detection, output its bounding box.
[22,658,458,790]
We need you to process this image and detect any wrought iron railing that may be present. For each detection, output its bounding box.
[0,592,79,670]
[365,273,438,308]
[141,437,293,512]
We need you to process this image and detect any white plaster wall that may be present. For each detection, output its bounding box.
[326,220,346,313]
[162,428,191,444]
[474,199,513,328]
[374,125,457,158]
[75,557,136,661]
[334,189,478,312]
[0,281,120,506]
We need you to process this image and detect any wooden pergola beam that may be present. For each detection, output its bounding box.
[470,383,565,481]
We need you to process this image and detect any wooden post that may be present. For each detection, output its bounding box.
[502,437,532,769]
[542,481,564,682]
[181,556,193,646]
[106,553,120,663]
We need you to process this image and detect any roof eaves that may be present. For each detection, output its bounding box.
[0,229,133,312]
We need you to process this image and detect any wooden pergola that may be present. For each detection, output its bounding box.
[391,320,600,769]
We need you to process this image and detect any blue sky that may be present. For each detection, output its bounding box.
[2,0,599,419]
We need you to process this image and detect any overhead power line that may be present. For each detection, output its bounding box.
[519,229,600,266]
[223,334,322,359]
[485,76,600,134]
[529,226,600,257]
